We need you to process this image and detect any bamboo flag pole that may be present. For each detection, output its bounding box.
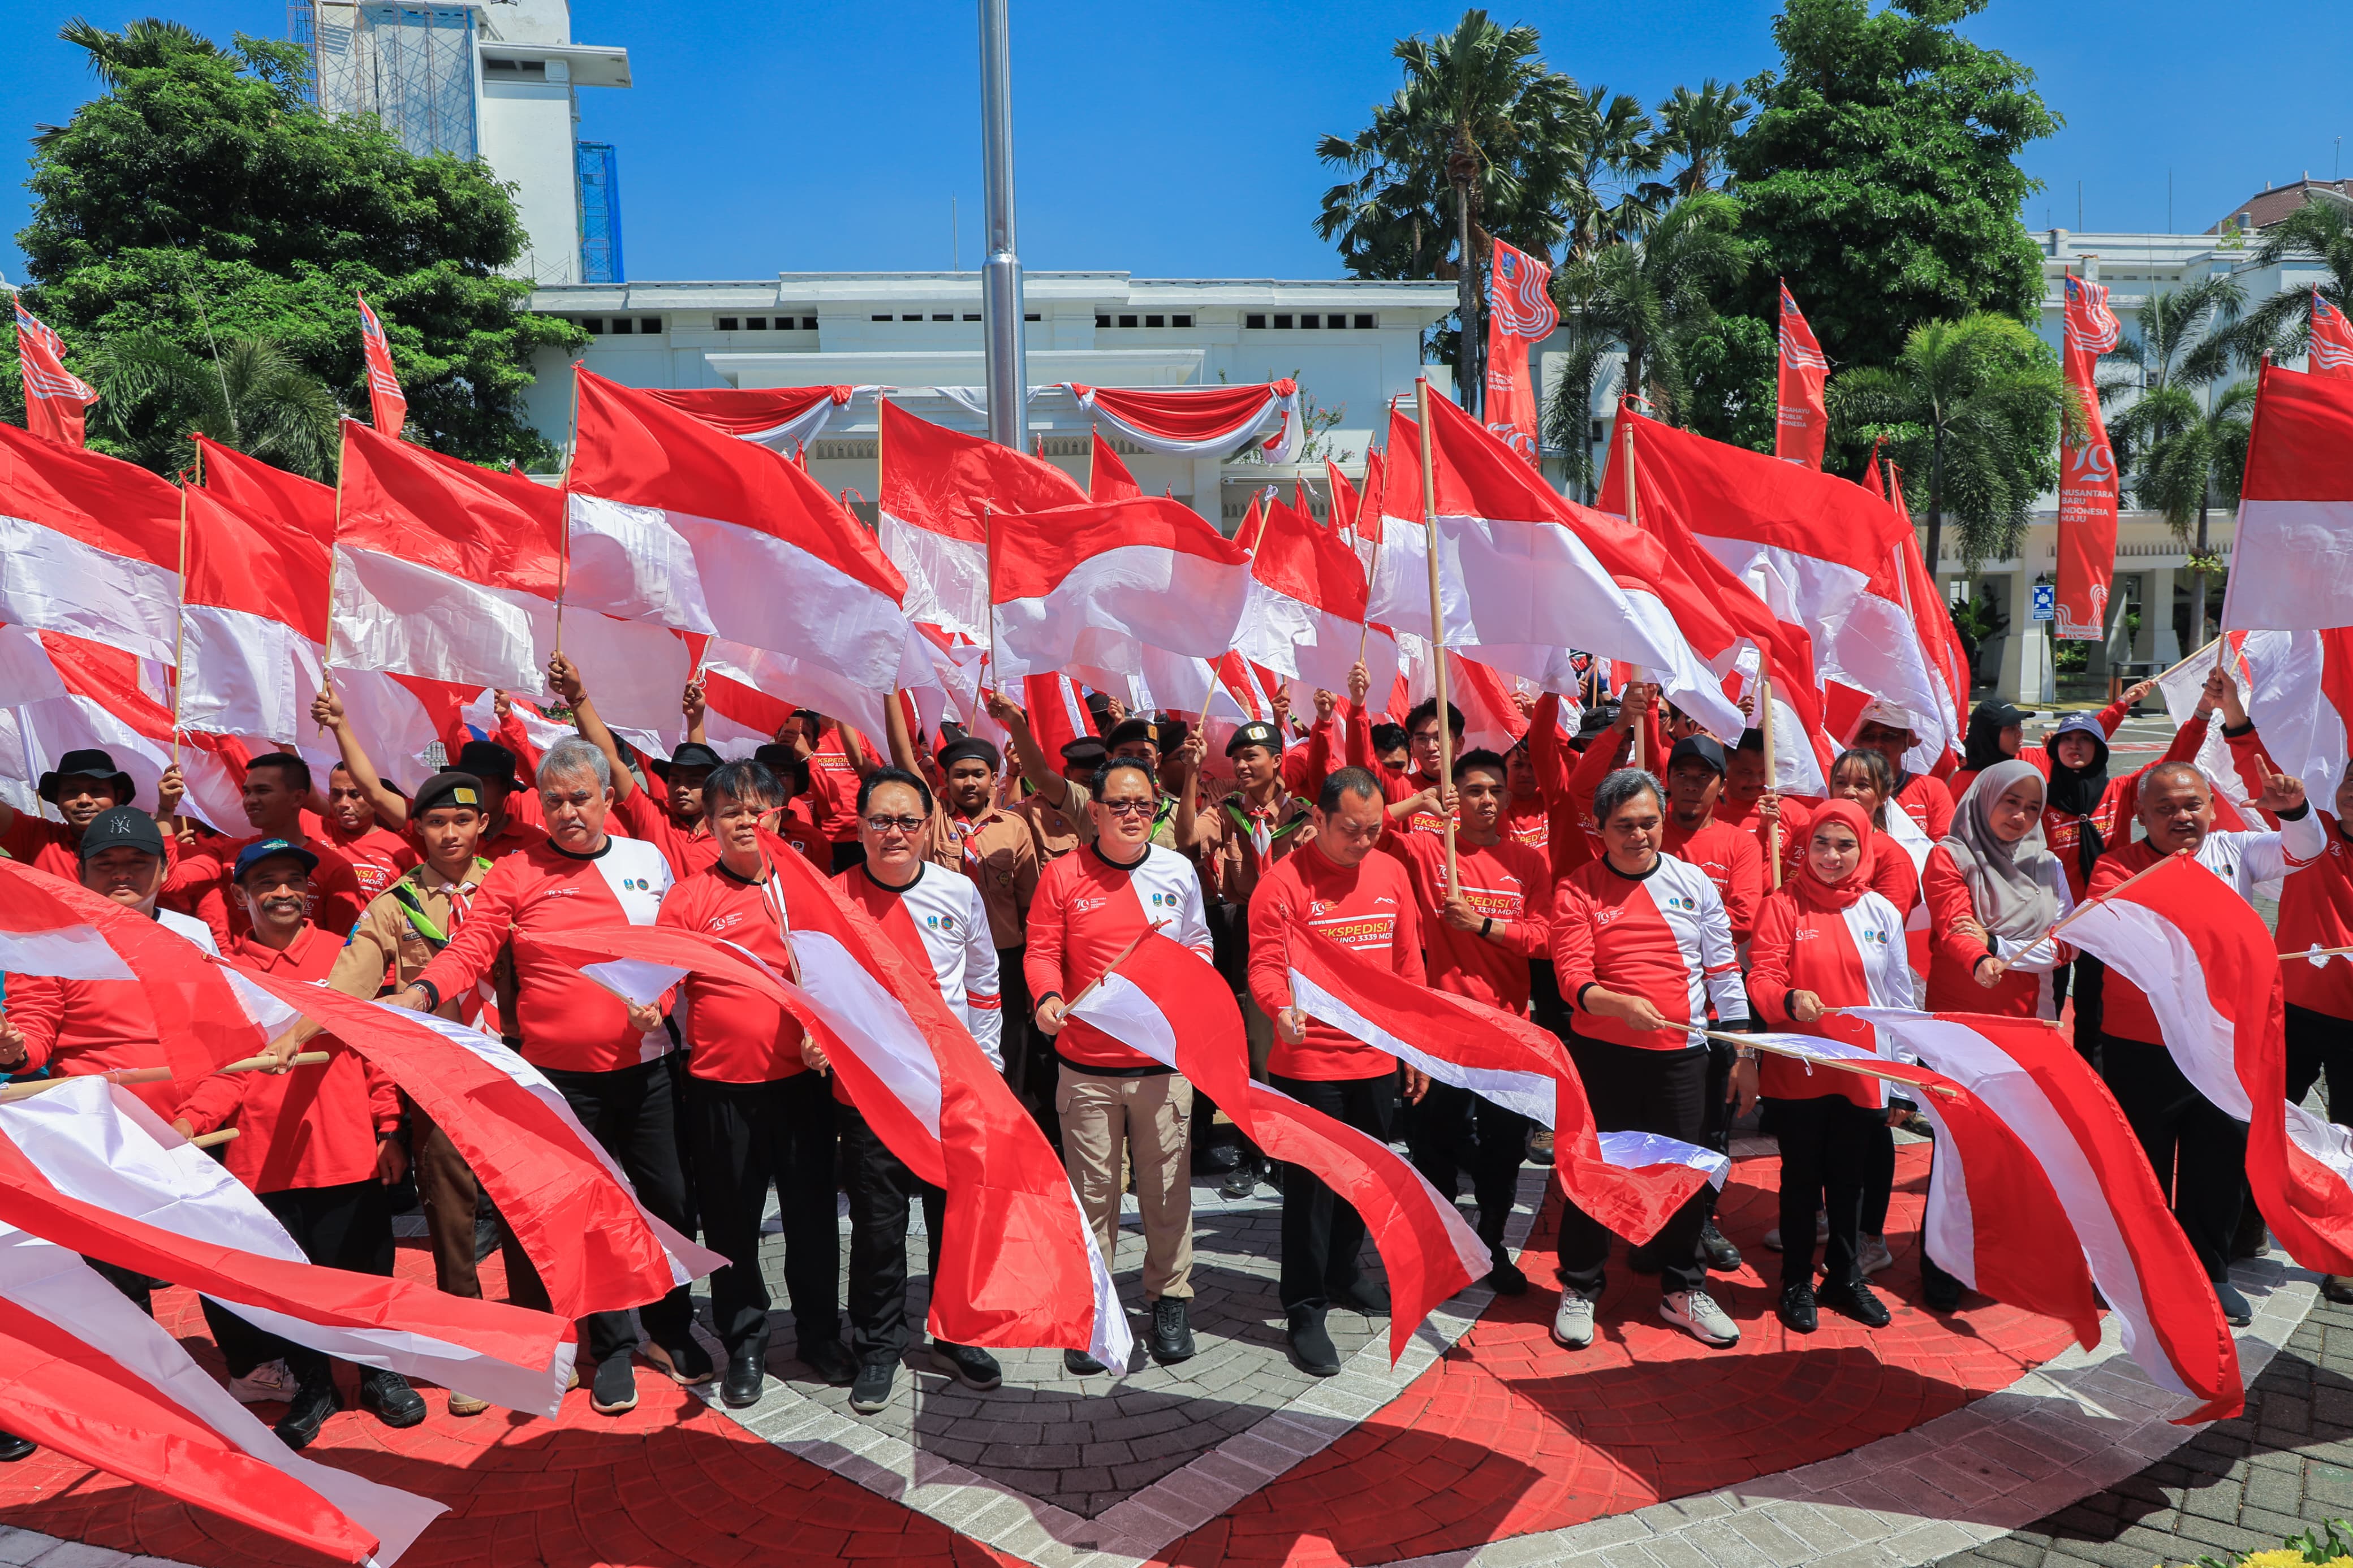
[2287,944,2353,962]
[2045,847,2191,942]
[982,502,999,691]
[1415,377,1458,898]
[0,1053,328,1104]
[1700,1030,1957,1098]
[1621,418,1647,775]
[189,1129,238,1150]
[318,420,350,735]
[171,476,189,770]
[1757,672,1782,889]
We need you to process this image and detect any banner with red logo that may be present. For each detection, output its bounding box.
[1483,239,1555,467]
[12,299,98,450]
[1773,282,1828,469]
[2057,273,2121,642]
[2312,290,2353,380]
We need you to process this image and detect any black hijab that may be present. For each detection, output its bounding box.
[2042,714,2111,880]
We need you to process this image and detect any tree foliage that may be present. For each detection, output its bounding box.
[2238,199,2353,365]
[16,18,580,473]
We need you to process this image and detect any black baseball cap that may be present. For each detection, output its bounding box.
[232,837,319,884]
[451,740,524,792]
[412,771,489,819]
[76,805,165,861]
[1971,699,2036,728]
[937,735,1003,773]
[649,741,727,780]
[1667,735,1727,776]
[40,748,134,806]
[1226,720,1282,758]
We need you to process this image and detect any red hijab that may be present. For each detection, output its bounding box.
[1791,798,1877,912]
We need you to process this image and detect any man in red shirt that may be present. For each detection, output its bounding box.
[389,736,702,1418]
[309,684,546,863]
[1395,751,1551,1294]
[173,839,425,1450]
[657,761,856,1405]
[1250,767,1429,1377]
[318,759,416,901]
[1853,705,1955,841]
[790,711,873,870]
[164,753,365,948]
[548,653,723,878]
[1344,659,1455,835]
[0,748,184,880]
[751,743,830,870]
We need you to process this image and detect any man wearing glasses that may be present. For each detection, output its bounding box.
[830,767,1006,1414]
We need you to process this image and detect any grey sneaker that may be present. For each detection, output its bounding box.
[1660,1288,1739,1347]
[1551,1287,1597,1349]
[1858,1233,1895,1276]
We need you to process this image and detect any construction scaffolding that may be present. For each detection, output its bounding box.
[575,141,624,284]
[289,2,479,161]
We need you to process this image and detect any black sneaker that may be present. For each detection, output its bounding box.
[1484,1258,1528,1296]
[2215,1278,2253,1327]
[274,1380,339,1450]
[801,1336,858,1388]
[1219,1157,1262,1200]
[1286,1306,1341,1376]
[1149,1298,1197,1363]
[0,1432,35,1463]
[928,1340,1003,1390]
[721,1347,764,1408]
[848,1359,896,1414]
[357,1369,426,1428]
[589,1354,638,1415]
[2325,1275,2353,1306]
[1778,1281,1818,1333]
[1699,1221,1743,1273]
[643,1337,714,1386]
[1337,1276,1389,1315]
[1063,1347,1108,1376]
[1817,1278,1893,1328]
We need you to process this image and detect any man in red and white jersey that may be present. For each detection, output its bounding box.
[1551,767,1753,1352]
[830,766,1005,1415]
[1249,767,1428,1377]
[1029,754,1214,1373]
[163,753,365,948]
[547,653,724,880]
[391,735,703,1418]
[657,759,856,1406]
[1395,750,1551,1294]
[1853,703,1955,841]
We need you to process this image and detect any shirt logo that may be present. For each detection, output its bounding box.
[1374,895,1397,906]
[542,887,580,899]
[1594,907,1621,925]
[1667,893,1697,913]
[707,912,744,933]
[1863,927,1889,946]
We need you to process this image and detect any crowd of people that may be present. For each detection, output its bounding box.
[1,647,2342,1466]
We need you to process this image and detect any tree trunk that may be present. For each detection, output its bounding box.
[2190,485,2212,648]
[1924,424,1945,578]
[1454,178,1480,417]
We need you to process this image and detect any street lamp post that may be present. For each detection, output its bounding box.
[977,0,1027,452]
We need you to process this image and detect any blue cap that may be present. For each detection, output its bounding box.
[232,837,319,884]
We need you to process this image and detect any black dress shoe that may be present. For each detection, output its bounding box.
[1192,1141,1242,1176]
[1817,1278,1893,1328]
[590,1354,638,1415]
[1063,1347,1108,1376]
[1219,1156,1263,1200]
[1699,1221,1743,1273]
[274,1380,339,1450]
[0,1432,35,1463]
[1336,1276,1389,1315]
[1921,1266,1963,1314]
[357,1369,426,1428]
[1484,1258,1528,1295]
[2215,1278,2253,1327]
[1286,1306,1341,1376]
[801,1336,858,1388]
[928,1340,1003,1390]
[1778,1281,1818,1333]
[848,1359,895,1414]
[721,1347,765,1407]
[1148,1298,1197,1363]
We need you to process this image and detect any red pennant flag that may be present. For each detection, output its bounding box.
[2056,274,2122,643]
[1773,281,1829,470]
[1483,239,1554,466]
[1324,456,1360,533]
[2311,290,2353,380]
[1087,429,1142,500]
[12,298,98,449]
[355,291,407,439]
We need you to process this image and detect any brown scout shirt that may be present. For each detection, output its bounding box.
[1196,788,1314,908]
[923,803,1040,952]
[326,858,507,1023]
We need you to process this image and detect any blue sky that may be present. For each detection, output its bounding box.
[1,1,2348,286]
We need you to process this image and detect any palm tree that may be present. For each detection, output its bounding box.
[1560,87,1664,258]
[1653,80,1752,200]
[91,330,341,480]
[57,16,212,86]
[2134,381,2253,646]
[1830,314,2073,570]
[2235,198,2353,365]
[1316,10,1586,408]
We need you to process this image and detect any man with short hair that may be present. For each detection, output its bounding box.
[0,748,183,879]
[318,759,416,900]
[165,751,365,947]
[310,684,549,866]
[1249,767,1429,1376]
[546,654,725,878]
[1343,659,1458,836]
[1717,728,1803,885]
[992,694,1184,852]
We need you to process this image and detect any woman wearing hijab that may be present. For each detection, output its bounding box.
[1925,761,2076,1017]
[1748,800,1915,1333]
[1818,750,1921,915]
[1950,685,2152,800]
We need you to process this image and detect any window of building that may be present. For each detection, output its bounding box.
[1299,313,1320,329]
[1354,314,1377,329]
[933,313,953,322]
[609,317,632,334]
[1328,314,1347,329]
[1273,313,1293,329]
[717,317,739,331]
[871,313,892,322]
[744,317,766,330]
[1118,314,1139,328]
[903,313,923,322]
[484,58,546,77]
[1024,312,1041,321]
[639,317,661,334]
[1145,314,1165,327]
[581,318,605,334]
[1172,314,1192,327]
[962,313,980,322]
[803,317,819,330]
[778,316,797,330]
[1096,314,1111,327]
[1246,313,1267,329]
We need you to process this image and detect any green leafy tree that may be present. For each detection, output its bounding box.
[17,18,580,473]
[1679,312,1779,455]
[1559,87,1664,257]
[90,330,339,480]
[1729,0,2058,374]
[2236,199,2353,364]
[1830,312,2070,568]
[1653,80,1753,201]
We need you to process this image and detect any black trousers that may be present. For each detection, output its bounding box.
[204,1179,394,1386]
[2287,1004,2353,1125]
[1272,1070,1393,1311]
[682,1072,840,1359]
[1860,1122,1897,1236]
[1406,1081,1526,1263]
[501,1057,696,1362]
[1528,958,1568,1038]
[2063,957,2106,1068]
[840,1101,946,1366]
[1698,1036,1736,1221]
[1764,1095,1875,1289]
[2102,1035,2247,1280]
[1556,1033,1710,1296]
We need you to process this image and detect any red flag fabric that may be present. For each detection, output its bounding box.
[640,384,850,451]
[196,432,335,545]
[1235,494,1400,707]
[12,299,98,449]
[1087,430,1143,501]
[1890,469,1974,764]
[355,292,407,440]
[2313,291,2353,380]
[1020,672,1098,761]
[876,398,1085,640]
[1070,934,1489,1361]
[1773,282,1829,470]
[1483,239,1555,466]
[1067,381,1303,463]
[2059,853,2353,1276]
[2057,274,2122,642]
[2222,361,2353,634]
[1852,1007,2244,1423]
[1325,457,1361,534]
[175,484,330,743]
[0,419,182,665]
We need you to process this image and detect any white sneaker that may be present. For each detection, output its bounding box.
[227,1359,295,1404]
[1858,1234,1895,1275]
[1660,1289,1740,1347]
[1552,1288,1597,1349]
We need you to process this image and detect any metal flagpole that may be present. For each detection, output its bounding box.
[1757,672,1780,888]
[172,477,188,770]
[1622,417,1646,774]
[977,0,1028,452]
[1415,377,1457,897]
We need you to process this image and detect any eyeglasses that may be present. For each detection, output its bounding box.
[1097,798,1157,818]
[863,815,926,835]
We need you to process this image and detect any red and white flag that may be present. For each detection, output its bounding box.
[1851,1007,2244,1423]
[1088,429,1143,501]
[2059,853,2353,1276]
[2057,275,2122,643]
[0,420,182,666]
[1072,934,1489,1360]
[2222,361,2353,635]
[2179,628,2353,806]
[1067,380,1304,465]
[1325,456,1361,534]
[2312,291,2353,380]
[1774,281,1829,470]
[1484,239,1555,466]
[1891,470,1975,765]
[196,432,334,542]
[876,397,1085,641]
[0,1224,443,1565]
[1395,641,1553,754]
[1234,493,1400,708]
[640,384,852,451]
[12,299,98,449]
[174,483,330,744]
[355,292,406,440]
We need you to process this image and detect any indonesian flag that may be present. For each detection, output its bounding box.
[986,495,1254,688]
[1071,934,1489,1360]
[2057,275,2123,643]
[2155,636,2270,832]
[1483,239,1555,466]
[1378,394,1746,740]
[1021,671,1099,761]
[2222,361,2353,635]
[219,963,727,1321]
[2058,853,2353,1277]
[1773,281,1829,470]
[0,1224,443,1565]
[1325,457,1361,533]
[12,299,98,449]
[0,419,182,666]
[1067,380,1304,464]
[1234,494,1400,709]
[1851,1008,2244,1424]
[1396,640,1549,754]
[876,398,1085,641]
[567,369,928,741]
[1284,926,1729,1241]
[174,483,329,744]
[196,433,334,543]
[1891,471,1975,763]
[2174,628,2353,807]
[2313,291,2353,380]
[639,384,851,451]
[355,292,406,440]
[333,416,691,758]
[1088,430,1143,500]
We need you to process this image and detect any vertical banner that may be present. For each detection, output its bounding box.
[357,291,408,440]
[1774,281,1829,469]
[2311,290,2353,380]
[12,299,98,450]
[2055,273,2121,642]
[1483,239,1555,468]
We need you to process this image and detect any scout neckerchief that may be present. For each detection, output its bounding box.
[1222,788,1303,858]
[387,856,488,950]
